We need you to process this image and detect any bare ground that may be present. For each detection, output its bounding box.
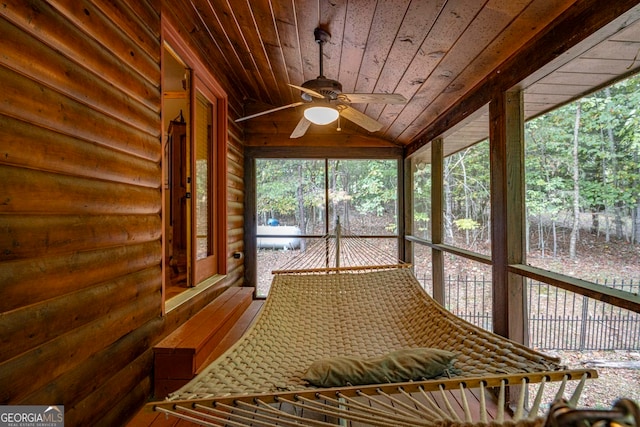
[527,350,640,410]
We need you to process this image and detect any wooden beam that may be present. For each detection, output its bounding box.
[489,92,508,339]
[245,145,402,159]
[403,158,414,265]
[505,90,528,345]
[244,132,400,148]
[431,138,444,304]
[490,90,527,343]
[244,155,257,289]
[430,243,491,266]
[511,264,640,314]
[397,158,406,262]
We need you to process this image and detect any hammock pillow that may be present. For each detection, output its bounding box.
[302,347,456,387]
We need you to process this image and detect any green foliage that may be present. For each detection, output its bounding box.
[335,160,397,216]
[256,159,398,233]
[454,218,479,231]
[256,159,325,225]
[442,139,491,248]
[524,73,640,243]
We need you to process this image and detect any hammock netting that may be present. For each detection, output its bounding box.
[169,268,570,400]
[147,225,637,426]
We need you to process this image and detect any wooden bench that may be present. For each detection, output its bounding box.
[153,286,255,397]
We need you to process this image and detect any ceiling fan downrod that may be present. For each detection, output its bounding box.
[314,27,330,79]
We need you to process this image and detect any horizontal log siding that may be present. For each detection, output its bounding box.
[226,125,245,272]
[0,1,164,426]
[0,0,160,112]
[0,2,246,425]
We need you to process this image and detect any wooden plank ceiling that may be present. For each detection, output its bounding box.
[177,0,640,149]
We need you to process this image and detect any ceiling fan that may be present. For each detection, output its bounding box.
[236,27,407,138]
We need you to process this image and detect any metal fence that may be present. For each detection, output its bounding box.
[417,274,640,351]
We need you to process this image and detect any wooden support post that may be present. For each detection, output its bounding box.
[244,156,257,288]
[431,138,445,304]
[490,90,528,345]
[397,158,406,262]
[403,157,414,265]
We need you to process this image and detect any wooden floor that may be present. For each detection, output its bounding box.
[127,299,510,426]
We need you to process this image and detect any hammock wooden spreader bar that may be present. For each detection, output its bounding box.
[272,263,412,275]
[271,220,409,274]
[155,370,595,409]
[152,374,611,427]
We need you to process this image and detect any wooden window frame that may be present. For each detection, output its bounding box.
[245,146,403,291]
[162,20,228,310]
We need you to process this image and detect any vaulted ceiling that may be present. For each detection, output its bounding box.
[166,1,640,149]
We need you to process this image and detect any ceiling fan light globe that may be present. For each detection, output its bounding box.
[304,106,339,125]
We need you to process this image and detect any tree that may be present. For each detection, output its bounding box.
[413,162,432,240]
[442,140,490,251]
[526,112,573,258]
[256,159,325,231]
[569,100,582,259]
[525,72,640,259]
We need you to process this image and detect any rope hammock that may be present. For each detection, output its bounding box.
[148,221,615,426]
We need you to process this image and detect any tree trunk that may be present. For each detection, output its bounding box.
[634,203,640,244]
[331,160,339,229]
[569,102,582,259]
[604,87,624,240]
[461,156,470,246]
[591,211,599,236]
[605,206,611,242]
[444,160,455,242]
[297,164,306,250]
[539,216,545,258]
[552,219,558,258]
[614,203,624,240]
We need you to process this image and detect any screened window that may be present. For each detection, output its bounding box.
[442,139,491,256]
[255,158,399,297]
[411,156,432,241]
[524,74,640,291]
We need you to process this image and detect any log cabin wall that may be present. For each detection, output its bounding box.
[0,1,245,425]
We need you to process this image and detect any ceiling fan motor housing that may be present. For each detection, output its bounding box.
[301,77,342,101]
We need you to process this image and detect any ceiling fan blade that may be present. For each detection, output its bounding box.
[288,83,325,99]
[290,117,311,138]
[338,93,407,104]
[236,101,305,122]
[337,105,384,132]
